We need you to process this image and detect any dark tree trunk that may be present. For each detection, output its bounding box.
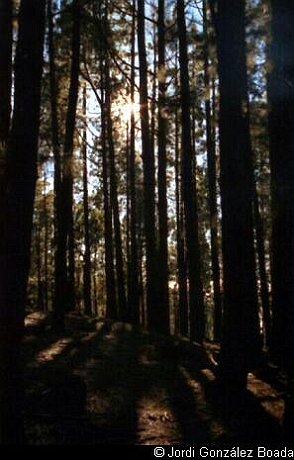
[104,67,127,321]
[36,212,44,311]
[48,0,64,326]
[126,124,131,314]
[138,221,146,326]
[0,0,12,145]
[157,0,170,335]
[54,0,81,325]
[253,184,271,348]
[215,0,260,388]
[267,0,294,439]
[0,0,12,242]
[43,170,49,312]
[82,85,92,316]
[191,60,197,170]
[100,59,117,320]
[102,110,117,319]
[151,20,157,167]
[177,0,204,343]
[98,1,117,320]
[203,0,222,341]
[175,103,188,337]
[127,1,140,324]
[63,0,81,313]
[93,249,98,316]
[136,187,145,326]
[0,0,45,443]
[176,123,189,337]
[137,0,158,330]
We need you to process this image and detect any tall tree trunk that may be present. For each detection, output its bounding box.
[138,220,146,326]
[253,183,271,348]
[105,66,127,321]
[157,0,170,335]
[215,0,260,388]
[43,168,49,312]
[126,123,131,314]
[63,0,81,313]
[0,0,12,242]
[54,0,81,325]
[137,0,158,330]
[100,58,117,319]
[203,0,222,341]
[98,1,117,320]
[174,45,188,336]
[102,109,117,319]
[177,0,204,343]
[100,4,127,320]
[151,20,157,168]
[0,0,45,443]
[48,0,64,326]
[191,57,197,170]
[0,0,12,145]
[128,0,140,324]
[82,85,92,316]
[93,249,98,316]
[267,0,294,439]
[36,210,44,311]
[175,103,188,336]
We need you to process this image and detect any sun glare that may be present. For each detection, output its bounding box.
[113,93,141,125]
[120,101,141,123]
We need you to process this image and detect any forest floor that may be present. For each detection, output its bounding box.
[24,311,286,445]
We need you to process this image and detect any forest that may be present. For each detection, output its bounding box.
[0,0,294,447]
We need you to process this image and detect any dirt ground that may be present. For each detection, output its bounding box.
[24,312,285,445]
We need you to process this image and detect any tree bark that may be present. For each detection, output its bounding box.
[48,0,64,325]
[177,0,204,343]
[203,0,222,341]
[98,0,117,320]
[137,0,158,330]
[157,0,170,335]
[267,0,294,439]
[82,85,92,316]
[253,183,271,348]
[104,66,127,321]
[0,0,45,443]
[175,102,188,337]
[54,0,81,326]
[0,0,12,245]
[127,0,140,324]
[215,0,260,388]
[63,0,81,313]
[0,0,12,146]
[43,169,49,312]
[100,43,117,319]
[36,208,44,311]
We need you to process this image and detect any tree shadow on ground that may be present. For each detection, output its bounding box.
[182,357,283,443]
[24,318,284,445]
[25,322,142,444]
[165,364,212,443]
